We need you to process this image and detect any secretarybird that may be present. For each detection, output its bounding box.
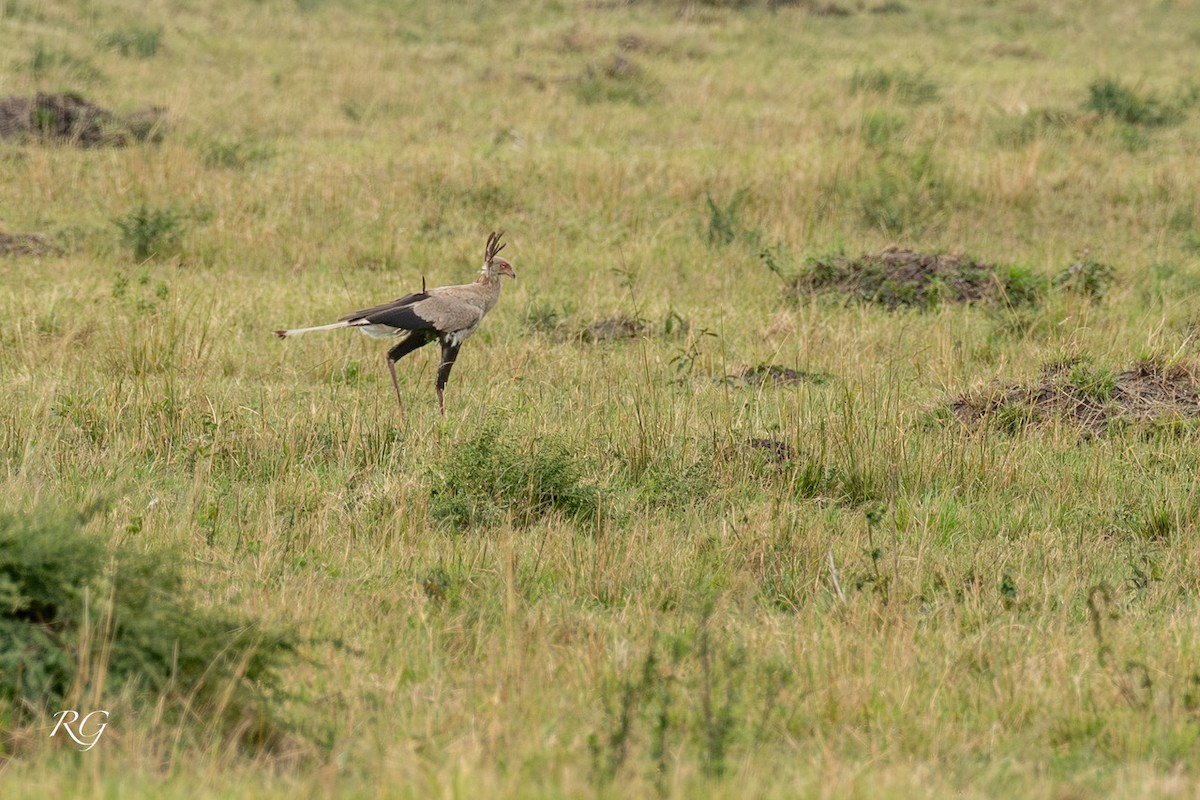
[274,232,515,416]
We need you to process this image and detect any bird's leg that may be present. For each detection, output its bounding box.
[387,357,405,418]
[436,341,461,416]
[386,333,435,416]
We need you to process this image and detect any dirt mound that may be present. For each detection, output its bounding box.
[744,437,797,463]
[736,365,831,386]
[797,246,1041,310]
[0,93,164,147]
[0,231,58,257]
[579,315,649,342]
[949,357,1200,432]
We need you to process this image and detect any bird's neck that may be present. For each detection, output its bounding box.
[475,271,503,309]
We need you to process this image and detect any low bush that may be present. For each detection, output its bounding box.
[0,507,296,752]
[429,425,602,530]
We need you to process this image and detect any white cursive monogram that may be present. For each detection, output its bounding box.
[50,710,110,751]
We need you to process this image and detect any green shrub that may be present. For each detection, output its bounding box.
[1085,78,1183,127]
[0,507,296,750]
[115,204,184,261]
[429,425,601,530]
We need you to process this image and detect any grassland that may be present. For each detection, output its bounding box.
[2,0,1200,796]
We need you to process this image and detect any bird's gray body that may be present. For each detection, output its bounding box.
[340,279,502,346]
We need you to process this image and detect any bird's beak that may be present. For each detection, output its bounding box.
[503,265,516,279]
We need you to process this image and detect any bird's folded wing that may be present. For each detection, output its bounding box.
[339,292,428,323]
[340,292,482,333]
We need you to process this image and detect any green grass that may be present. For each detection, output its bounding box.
[3,0,1200,797]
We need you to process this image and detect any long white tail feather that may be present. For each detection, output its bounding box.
[274,320,355,339]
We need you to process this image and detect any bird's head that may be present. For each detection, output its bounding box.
[484,231,516,280]
[491,256,516,279]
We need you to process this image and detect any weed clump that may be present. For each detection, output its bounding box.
[1053,249,1116,300]
[1085,78,1184,127]
[787,246,1045,310]
[860,108,906,149]
[628,449,719,511]
[0,507,296,750]
[948,356,1200,433]
[115,204,185,261]
[787,457,881,505]
[990,108,1074,149]
[25,43,104,83]
[705,188,757,247]
[200,138,276,170]
[589,617,791,790]
[572,54,661,106]
[522,295,574,335]
[850,67,939,104]
[429,425,601,530]
[99,26,163,58]
[823,147,957,235]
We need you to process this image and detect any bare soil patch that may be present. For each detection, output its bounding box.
[579,315,649,342]
[949,357,1200,432]
[0,231,58,257]
[744,437,797,464]
[0,93,164,147]
[736,364,831,386]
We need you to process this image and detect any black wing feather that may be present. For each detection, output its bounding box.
[339,292,436,331]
